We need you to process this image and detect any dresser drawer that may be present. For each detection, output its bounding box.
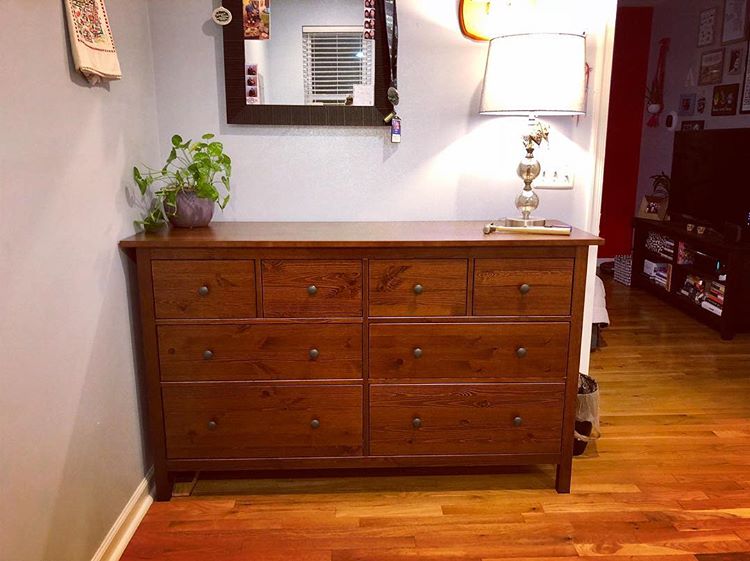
[369,259,468,317]
[152,260,256,319]
[473,259,574,316]
[158,323,362,382]
[370,383,564,456]
[163,384,363,459]
[369,323,569,382]
[262,260,362,318]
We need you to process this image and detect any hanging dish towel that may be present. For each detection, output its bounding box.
[63,0,122,85]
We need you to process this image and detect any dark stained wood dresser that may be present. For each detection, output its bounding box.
[120,221,602,500]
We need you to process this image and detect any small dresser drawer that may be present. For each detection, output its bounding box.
[163,384,363,459]
[152,260,256,319]
[370,383,564,456]
[369,259,468,317]
[473,259,574,316]
[369,323,569,382]
[158,323,363,382]
[262,260,362,318]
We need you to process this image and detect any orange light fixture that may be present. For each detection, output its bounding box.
[459,0,502,41]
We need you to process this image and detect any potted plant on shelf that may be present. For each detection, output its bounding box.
[134,133,231,230]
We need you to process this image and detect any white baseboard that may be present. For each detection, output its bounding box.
[91,467,154,561]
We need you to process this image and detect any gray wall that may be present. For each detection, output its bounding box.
[636,0,750,203]
[0,2,159,560]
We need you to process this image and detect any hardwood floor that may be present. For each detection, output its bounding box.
[121,279,750,561]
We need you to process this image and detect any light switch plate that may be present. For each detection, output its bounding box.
[535,165,575,189]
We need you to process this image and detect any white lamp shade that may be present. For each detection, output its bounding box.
[479,32,587,116]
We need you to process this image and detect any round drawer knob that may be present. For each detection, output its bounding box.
[310,419,321,429]
[309,348,320,360]
[198,285,210,296]
[203,349,214,360]
[412,417,422,429]
[207,420,218,431]
[413,347,423,359]
[516,347,528,359]
[413,284,424,295]
[519,283,531,295]
[513,416,523,427]
[307,285,318,295]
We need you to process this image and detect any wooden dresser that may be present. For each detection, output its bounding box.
[120,221,602,500]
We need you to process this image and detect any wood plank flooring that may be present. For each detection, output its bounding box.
[121,279,750,560]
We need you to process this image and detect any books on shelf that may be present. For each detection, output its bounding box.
[677,242,695,265]
[701,300,723,316]
[678,275,725,316]
[644,259,672,291]
[645,231,675,260]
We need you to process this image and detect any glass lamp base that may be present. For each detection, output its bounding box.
[505,216,547,227]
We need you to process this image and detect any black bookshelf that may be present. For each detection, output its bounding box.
[632,218,750,340]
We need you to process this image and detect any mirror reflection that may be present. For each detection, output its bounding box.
[242,0,376,106]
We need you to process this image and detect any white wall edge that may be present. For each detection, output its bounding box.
[91,467,154,561]
[580,0,618,375]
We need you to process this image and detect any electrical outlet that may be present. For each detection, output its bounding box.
[536,165,575,189]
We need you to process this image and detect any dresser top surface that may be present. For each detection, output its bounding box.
[120,221,603,249]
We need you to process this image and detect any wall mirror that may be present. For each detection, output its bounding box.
[222,0,394,126]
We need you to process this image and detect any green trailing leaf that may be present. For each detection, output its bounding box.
[207,142,224,158]
[171,134,183,147]
[202,133,215,140]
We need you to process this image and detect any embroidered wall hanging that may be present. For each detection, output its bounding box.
[64,0,122,85]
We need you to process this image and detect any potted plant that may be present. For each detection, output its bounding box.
[134,133,231,230]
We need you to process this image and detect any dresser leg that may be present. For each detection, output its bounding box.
[154,468,174,501]
[555,461,572,493]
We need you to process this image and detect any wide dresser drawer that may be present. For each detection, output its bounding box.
[369,323,569,382]
[473,258,574,316]
[369,383,564,456]
[152,260,256,319]
[262,260,362,317]
[163,384,363,459]
[369,259,468,317]
[158,323,363,381]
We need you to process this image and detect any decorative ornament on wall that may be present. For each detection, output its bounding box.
[645,38,670,127]
[63,0,121,85]
[212,6,233,26]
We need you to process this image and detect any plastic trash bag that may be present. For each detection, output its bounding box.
[575,373,601,443]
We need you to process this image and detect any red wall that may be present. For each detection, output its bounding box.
[599,7,653,258]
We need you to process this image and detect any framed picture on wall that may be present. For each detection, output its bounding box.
[698,7,719,47]
[712,83,740,115]
[741,41,750,113]
[638,195,669,221]
[681,119,705,131]
[678,93,697,115]
[721,0,748,44]
[699,48,725,84]
[727,44,746,75]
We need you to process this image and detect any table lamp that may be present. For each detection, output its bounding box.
[480,32,586,230]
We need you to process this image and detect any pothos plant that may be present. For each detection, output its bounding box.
[133,133,231,230]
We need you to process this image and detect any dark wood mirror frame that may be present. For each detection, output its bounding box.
[222,0,393,126]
